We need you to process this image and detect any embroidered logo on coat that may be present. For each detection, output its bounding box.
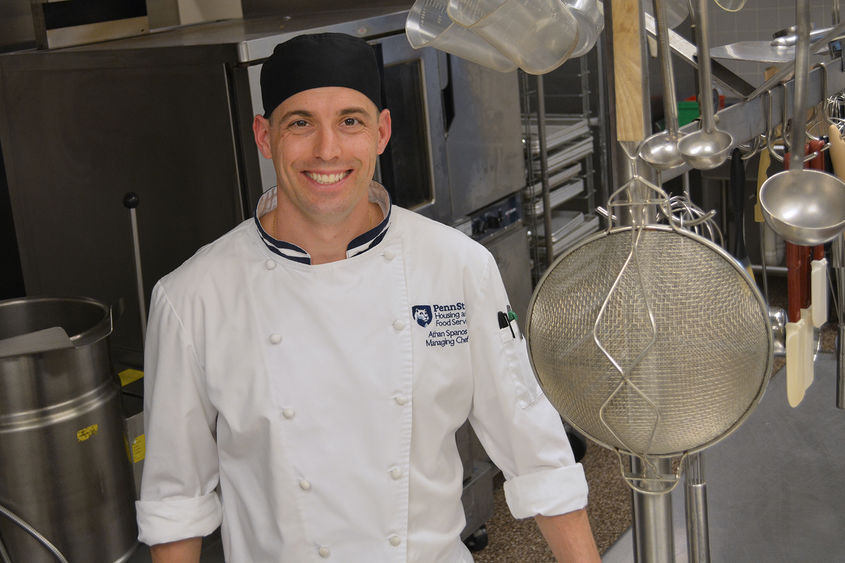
[412,302,469,347]
[412,305,433,327]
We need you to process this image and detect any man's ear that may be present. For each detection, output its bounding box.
[376,108,392,155]
[253,114,273,159]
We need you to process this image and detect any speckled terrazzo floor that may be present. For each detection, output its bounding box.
[472,441,632,561]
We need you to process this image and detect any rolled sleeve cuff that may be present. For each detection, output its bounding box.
[136,493,223,546]
[503,464,589,519]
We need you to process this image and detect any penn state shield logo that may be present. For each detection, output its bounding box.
[412,305,433,327]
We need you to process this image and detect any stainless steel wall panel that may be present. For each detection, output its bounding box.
[483,225,532,328]
[0,58,245,363]
[446,59,525,219]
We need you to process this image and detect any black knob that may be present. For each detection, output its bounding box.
[123,192,139,209]
[484,212,503,229]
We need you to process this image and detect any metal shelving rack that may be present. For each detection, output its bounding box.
[520,52,608,283]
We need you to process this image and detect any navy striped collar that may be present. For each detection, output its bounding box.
[254,182,391,265]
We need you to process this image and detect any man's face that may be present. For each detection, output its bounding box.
[254,86,391,227]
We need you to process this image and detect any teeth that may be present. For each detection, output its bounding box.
[307,171,347,185]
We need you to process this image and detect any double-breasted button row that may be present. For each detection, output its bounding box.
[314,535,401,558]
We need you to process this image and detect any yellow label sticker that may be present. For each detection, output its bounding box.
[118,368,144,387]
[77,424,99,442]
[132,434,146,463]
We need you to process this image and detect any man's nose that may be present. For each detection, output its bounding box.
[313,126,341,160]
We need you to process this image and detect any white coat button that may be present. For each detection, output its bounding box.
[390,467,402,480]
[318,546,331,558]
[394,395,409,406]
[389,535,401,547]
[383,249,396,261]
[392,319,406,331]
[269,333,282,345]
[264,259,277,270]
[299,479,311,491]
[282,408,295,419]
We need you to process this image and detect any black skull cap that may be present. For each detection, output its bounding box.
[260,32,382,119]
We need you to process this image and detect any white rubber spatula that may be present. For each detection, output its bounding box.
[800,306,815,397]
[811,254,828,328]
[786,315,807,407]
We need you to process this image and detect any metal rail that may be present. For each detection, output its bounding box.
[652,59,845,182]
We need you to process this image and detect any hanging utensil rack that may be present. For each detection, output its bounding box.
[639,15,845,183]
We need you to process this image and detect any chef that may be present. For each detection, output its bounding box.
[136,32,600,562]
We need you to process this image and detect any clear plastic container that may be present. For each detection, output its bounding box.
[447,0,579,74]
[564,0,603,57]
[406,0,517,72]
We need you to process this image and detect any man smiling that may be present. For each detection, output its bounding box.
[254,86,390,263]
[136,33,599,562]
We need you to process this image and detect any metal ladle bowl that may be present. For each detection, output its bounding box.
[677,127,733,169]
[759,168,845,245]
[640,130,685,170]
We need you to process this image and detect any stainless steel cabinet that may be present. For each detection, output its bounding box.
[0,53,245,364]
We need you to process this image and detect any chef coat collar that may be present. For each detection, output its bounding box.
[254,181,392,264]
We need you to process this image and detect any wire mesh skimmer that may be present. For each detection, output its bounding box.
[525,180,773,493]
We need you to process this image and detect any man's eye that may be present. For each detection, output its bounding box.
[289,119,308,128]
[343,117,360,127]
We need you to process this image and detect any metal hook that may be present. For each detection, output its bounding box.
[766,89,785,163]
[782,82,792,153]
[739,134,764,160]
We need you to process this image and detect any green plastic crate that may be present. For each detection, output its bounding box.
[678,101,700,126]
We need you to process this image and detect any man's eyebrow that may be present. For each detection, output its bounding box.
[338,106,371,116]
[276,109,314,124]
[276,107,372,124]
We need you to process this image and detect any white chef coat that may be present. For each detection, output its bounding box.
[136,183,588,562]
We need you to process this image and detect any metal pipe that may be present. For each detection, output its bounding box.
[632,457,675,563]
[123,192,147,343]
[684,453,711,563]
[642,12,755,98]
[838,324,845,409]
[654,0,678,136]
[834,235,845,409]
[535,75,555,268]
[790,0,811,163]
[0,503,69,563]
[693,0,717,136]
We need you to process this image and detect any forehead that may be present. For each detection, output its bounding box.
[272,86,378,119]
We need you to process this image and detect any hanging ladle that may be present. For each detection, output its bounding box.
[678,0,733,170]
[638,0,684,170]
[760,0,845,246]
